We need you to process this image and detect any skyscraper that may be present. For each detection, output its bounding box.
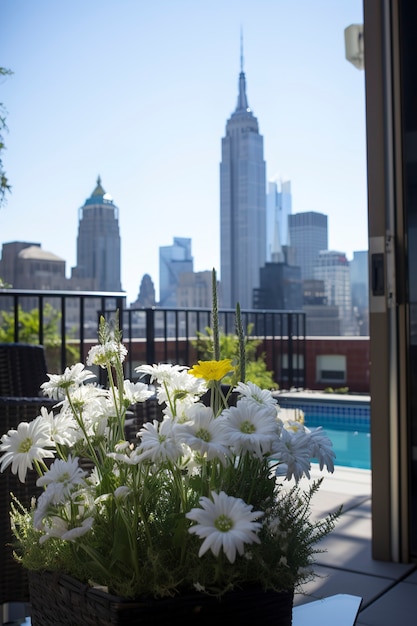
[159,237,193,306]
[288,211,328,281]
[350,250,369,335]
[71,177,121,291]
[220,45,266,309]
[313,250,356,336]
[266,179,292,260]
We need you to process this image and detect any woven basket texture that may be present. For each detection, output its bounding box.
[0,392,162,605]
[124,396,164,442]
[0,343,49,397]
[0,397,56,604]
[28,570,294,626]
[0,343,53,604]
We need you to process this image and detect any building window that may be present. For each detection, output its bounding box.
[280,353,304,384]
[316,355,346,383]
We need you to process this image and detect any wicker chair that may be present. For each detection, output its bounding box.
[0,343,55,611]
[0,343,50,398]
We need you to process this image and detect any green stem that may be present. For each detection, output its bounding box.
[212,269,220,361]
[235,302,246,383]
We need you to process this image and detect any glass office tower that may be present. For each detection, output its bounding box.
[288,211,328,281]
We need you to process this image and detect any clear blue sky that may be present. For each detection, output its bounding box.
[0,0,366,304]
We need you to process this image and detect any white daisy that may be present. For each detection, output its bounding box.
[64,387,109,438]
[219,402,279,458]
[186,491,263,563]
[41,363,96,400]
[41,406,79,447]
[234,381,277,408]
[61,516,94,541]
[136,418,184,464]
[107,442,142,465]
[162,395,200,422]
[36,456,87,503]
[135,363,188,384]
[273,428,313,481]
[123,380,154,405]
[0,415,55,482]
[176,404,230,462]
[157,370,207,407]
[309,427,336,473]
[39,515,69,544]
[33,488,56,529]
[86,341,127,368]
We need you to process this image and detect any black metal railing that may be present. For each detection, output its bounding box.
[0,289,126,371]
[117,307,306,389]
[0,289,306,389]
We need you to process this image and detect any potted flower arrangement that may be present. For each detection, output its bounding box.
[0,279,340,626]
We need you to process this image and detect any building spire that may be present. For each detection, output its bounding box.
[240,27,244,73]
[91,175,106,197]
[236,30,249,112]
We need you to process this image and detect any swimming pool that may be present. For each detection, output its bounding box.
[276,393,371,470]
[307,419,371,470]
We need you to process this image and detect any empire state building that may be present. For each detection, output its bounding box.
[220,47,266,309]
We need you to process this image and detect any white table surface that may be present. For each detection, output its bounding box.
[292,594,362,626]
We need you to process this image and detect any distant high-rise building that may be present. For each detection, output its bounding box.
[71,177,121,292]
[131,274,156,308]
[302,279,341,336]
[159,237,193,306]
[266,179,292,261]
[313,250,356,336]
[253,261,302,310]
[176,271,213,308]
[350,250,369,335]
[220,45,266,309]
[288,211,328,280]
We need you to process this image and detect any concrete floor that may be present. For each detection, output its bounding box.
[293,465,417,626]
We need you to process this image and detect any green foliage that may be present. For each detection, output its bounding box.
[193,325,278,390]
[323,387,350,394]
[0,303,60,344]
[0,303,78,365]
[0,67,13,208]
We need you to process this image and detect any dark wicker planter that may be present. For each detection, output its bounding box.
[28,570,294,626]
[0,397,56,606]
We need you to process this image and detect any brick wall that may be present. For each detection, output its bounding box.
[304,337,370,393]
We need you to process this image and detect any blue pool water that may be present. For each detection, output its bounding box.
[305,413,371,470]
[317,426,371,470]
[276,397,371,470]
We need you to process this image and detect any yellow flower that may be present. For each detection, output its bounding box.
[188,359,234,382]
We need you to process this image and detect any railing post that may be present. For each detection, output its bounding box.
[60,297,66,373]
[287,313,293,389]
[115,296,125,328]
[302,313,307,389]
[146,308,155,365]
[39,295,44,345]
[79,297,85,363]
[13,295,18,342]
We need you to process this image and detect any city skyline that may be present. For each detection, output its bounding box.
[0,0,367,303]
